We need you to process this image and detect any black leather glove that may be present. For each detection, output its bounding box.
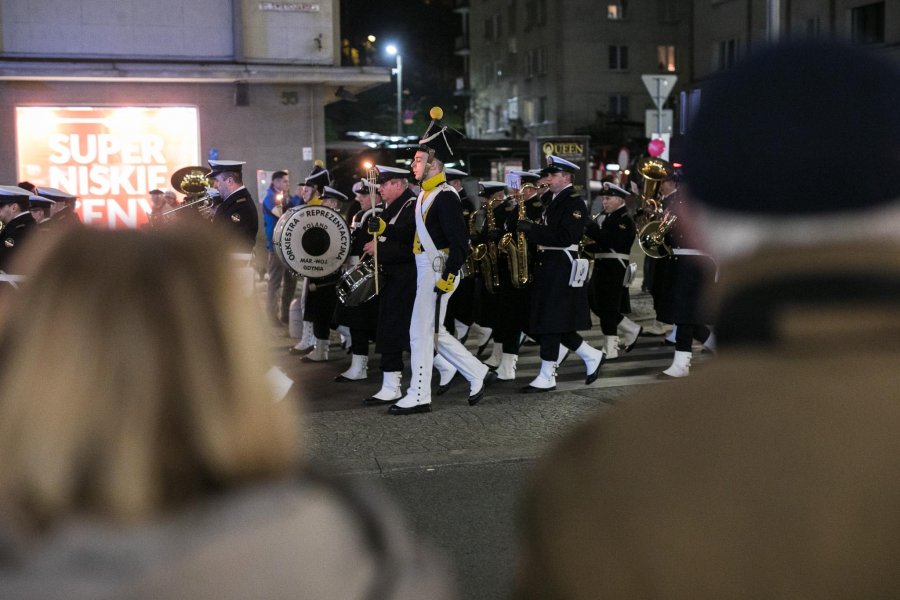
[366,216,386,235]
[516,220,533,234]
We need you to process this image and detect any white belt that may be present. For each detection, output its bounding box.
[537,244,578,252]
[595,252,630,260]
[672,248,719,282]
[671,248,710,258]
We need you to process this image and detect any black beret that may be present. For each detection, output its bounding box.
[684,39,900,215]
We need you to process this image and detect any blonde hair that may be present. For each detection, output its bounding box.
[0,225,301,527]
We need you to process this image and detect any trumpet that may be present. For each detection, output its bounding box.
[151,192,215,225]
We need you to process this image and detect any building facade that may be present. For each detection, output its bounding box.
[459,0,899,158]
[0,0,388,226]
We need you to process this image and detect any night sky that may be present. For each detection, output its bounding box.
[329,0,465,138]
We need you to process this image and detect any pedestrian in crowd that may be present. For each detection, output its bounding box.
[261,169,292,325]
[0,186,40,271]
[516,155,605,393]
[163,189,180,210]
[514,38,900,599]
[387,108,495,415]
[582,181,640,359]
[0,224,457,600]
[207,159,258,251]
[145,188,167,227]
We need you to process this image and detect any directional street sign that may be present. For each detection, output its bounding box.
[641,74,678,109]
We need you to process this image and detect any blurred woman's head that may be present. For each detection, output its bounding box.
[0,224,301,528]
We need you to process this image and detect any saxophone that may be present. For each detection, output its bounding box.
[499,190,531,287]
[471,197,501,293]
[465,207,480,278]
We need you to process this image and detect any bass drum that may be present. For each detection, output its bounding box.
[337,259,380,307]
[273,205,351,277]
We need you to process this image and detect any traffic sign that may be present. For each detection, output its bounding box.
[642,74,678,109]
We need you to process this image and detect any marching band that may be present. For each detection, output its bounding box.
[1,107,716,414]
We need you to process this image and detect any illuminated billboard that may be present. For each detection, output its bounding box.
[16,107,200,228]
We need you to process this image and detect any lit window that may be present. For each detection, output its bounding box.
[657,45,676,72]
[608,0,626,19]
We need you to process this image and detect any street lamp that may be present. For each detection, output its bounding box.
[385,43,403,136]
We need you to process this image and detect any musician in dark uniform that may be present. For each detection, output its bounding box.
[489,170,546,381]
[28,193,56,225]
[388,109,495,415]
[334,179,382,383]
[35,186,81,228]
[516,155,605,392]
[207,159,258,251]
[657,181,716,378]
[300,186,348,363]
[361,166,418,406]
[443,167,478,342]
[583,182,638,360]
[289,163,333,355]
[0,186,40,272]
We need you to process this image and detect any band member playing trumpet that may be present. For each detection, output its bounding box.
[387,109,495,415]
[583,182,639,359]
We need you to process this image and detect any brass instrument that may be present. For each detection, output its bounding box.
[365,168,381,295]
[470,196,502,293]
[638,210,678,258]
[634,157,673,229]
[465,206,481,278]
[498,189,531,288]
[152,165,213,226]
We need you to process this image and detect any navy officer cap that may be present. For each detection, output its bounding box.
[375,165,410,184]
[477,181,507,197]
[601,182,630,199]
[0,185,33,205]
[540,155,580,175]
[34,186,76,202]
[208,160,245,177]
[321,186,348,203]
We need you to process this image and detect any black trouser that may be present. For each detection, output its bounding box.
[350,327,375,355]
[599,312,624,336]
[675,323,711,352]
[380,351,403,372]
[539,332,583,362]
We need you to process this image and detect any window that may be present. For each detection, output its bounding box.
[609,95,629,119]
[495,61,504,81]
[484,14,502,40]
[804,17,820,36]
[851,2,884,44]
[525,48,547,78]
[717,38,737,70]
[508,96,519,120]
[658,0,677,22]
[608,0,626,19]
[482,63,493,85]
[537,97,547,122]
[508,0,517,34]
[609,45,629,70]
[522,99,535,124]
[657,45,676,71]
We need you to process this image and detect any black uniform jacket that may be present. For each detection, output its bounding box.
[212,187,259,251]
[375,189,417,354]
[524,185,592,335]
[657,190,716,325]
[336,205,383,331]
[584,204,636,313]
[0,212,38,272]
[418,184,469,278]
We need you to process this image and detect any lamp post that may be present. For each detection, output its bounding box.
[386,44,402,136]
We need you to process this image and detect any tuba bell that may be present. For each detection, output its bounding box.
[634,157,673,229]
